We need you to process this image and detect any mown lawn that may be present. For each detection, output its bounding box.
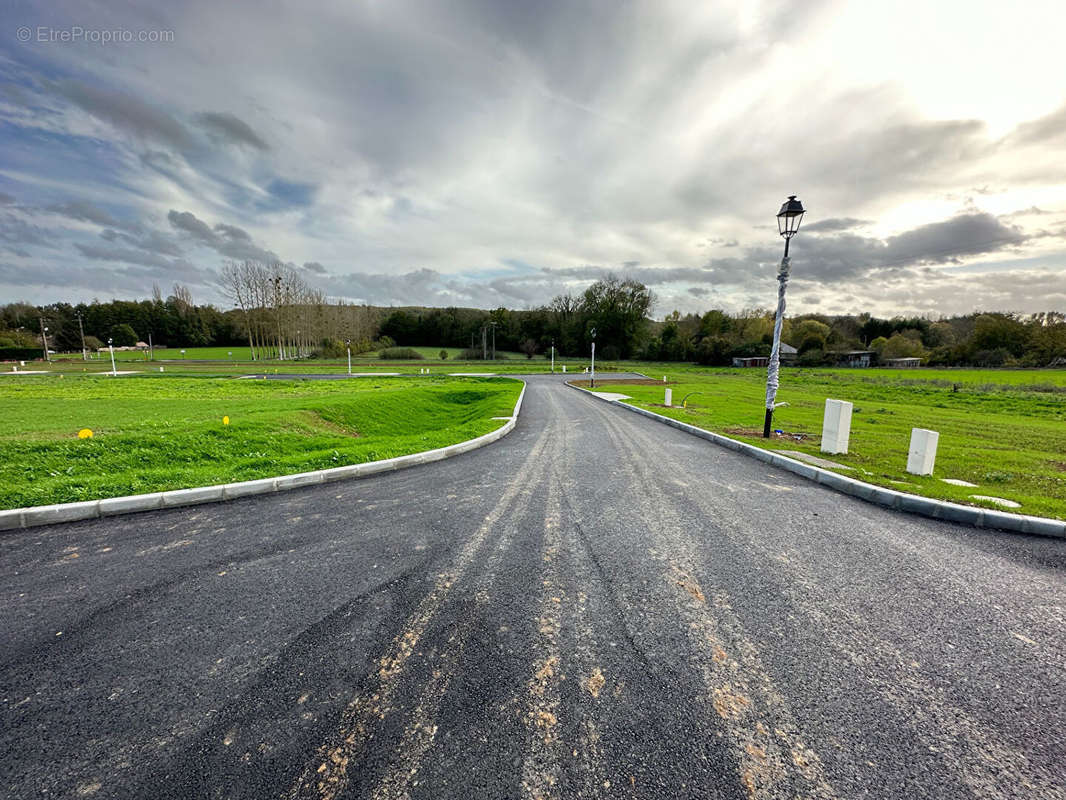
[583,366,1066,521]
[0,375,522,509]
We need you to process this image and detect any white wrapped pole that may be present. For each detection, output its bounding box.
[763,256,790,436]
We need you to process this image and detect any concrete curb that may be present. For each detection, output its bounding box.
[0,380,527,532]
[568,382,1066,540]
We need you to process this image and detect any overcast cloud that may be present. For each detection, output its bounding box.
[1,0,1065,317]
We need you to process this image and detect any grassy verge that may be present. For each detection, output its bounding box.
[0,375,521,510]
[579,366,1066,521]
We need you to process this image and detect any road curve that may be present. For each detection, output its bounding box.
[2,375,1064,799]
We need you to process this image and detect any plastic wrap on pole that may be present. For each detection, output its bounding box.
[765,257,790,411]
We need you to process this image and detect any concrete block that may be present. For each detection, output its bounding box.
[222,477,277,499]
[23,501,99,526]
[0,508,24,530]
[98,493,164,517]
[275,471,324,490]
[1020,515,1066,539]
[664,388,672,407]
[320,464,364,483]
[821,399,853,455]
[907,428,939,475]
[931,501,981,525]
[161,485,225,507]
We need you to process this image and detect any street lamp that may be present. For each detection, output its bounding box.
[589,327,597,389]
[550,338,555,373]
[763,195,806,438]
[489,321,497,361]
[39,319,50,362]
[107,337,117,376]
[345,339,352,376]
[76,311,87,361]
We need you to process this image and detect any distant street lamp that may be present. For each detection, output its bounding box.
[346,339,352,376]
[763,195,806,438]
[76,311,87,361]
[489,321,498,361]
[590,327,597,389]
[550,338,555,373]
[39,319,50,362]
[108,337,117,376]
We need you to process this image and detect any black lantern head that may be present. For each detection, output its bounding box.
[776,195,805,238]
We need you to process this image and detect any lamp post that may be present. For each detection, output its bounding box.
[108,337,117,376]
[346,339,352,376]
[763,195,806,438]
[76,311,87,360]
[39,319,50,362]
[489,321,497,361]
[590,327,597,389]
[550,338,555,373]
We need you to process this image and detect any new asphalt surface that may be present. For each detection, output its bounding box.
[2,374,1064,799]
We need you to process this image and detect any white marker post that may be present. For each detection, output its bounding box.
[821,399,853,455]
[346,339,352,376]
[108,338,117,376]
[665,388,673,407]
[907,428,939,476]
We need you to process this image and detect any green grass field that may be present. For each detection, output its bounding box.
[0,375,522,510]
[580,366,1066,521]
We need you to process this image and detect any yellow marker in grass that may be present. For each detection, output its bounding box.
[223,416,230,425]
[78,429,93,439]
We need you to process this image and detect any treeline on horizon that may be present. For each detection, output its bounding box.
[2,271,1064,368]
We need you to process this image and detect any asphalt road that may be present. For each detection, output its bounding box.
[2,375,1064,799]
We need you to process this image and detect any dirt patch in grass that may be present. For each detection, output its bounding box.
[304,411,361,438]
[723,426,813,441]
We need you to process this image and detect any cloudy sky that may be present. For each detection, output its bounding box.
[2,0,1065,317]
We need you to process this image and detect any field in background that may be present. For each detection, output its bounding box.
[0,375,522,510]
[583,366,1066,520]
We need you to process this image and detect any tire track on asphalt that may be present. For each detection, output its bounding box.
[370,412,571,800]
[288,419,557,800]
[599,394,1066,800]
[583,392,837,800]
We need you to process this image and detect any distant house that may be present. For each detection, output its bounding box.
[833,350,876,368]
[780,342,798,364]
[732,356,769,367]
[883,357,921,368]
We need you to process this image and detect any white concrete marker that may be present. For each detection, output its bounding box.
[562,365,566,373]
[907,428,939,475]
[821,399,853,455]
[665,388,673,407]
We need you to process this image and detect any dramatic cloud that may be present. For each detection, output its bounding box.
[51,79,194,151]
[194,112,269,151]
[1,0,1064,315]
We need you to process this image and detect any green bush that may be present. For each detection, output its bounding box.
[439,350,448,360]
[0,347,43,361]
[379,347,424,360]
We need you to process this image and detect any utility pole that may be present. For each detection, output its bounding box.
[551,338,555,373]
[148,332,153,361]
[76,312,87,360]
[39,318,50,362]
[490,322,497,360]
[482,325,487,360]
[590,327,597,389]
